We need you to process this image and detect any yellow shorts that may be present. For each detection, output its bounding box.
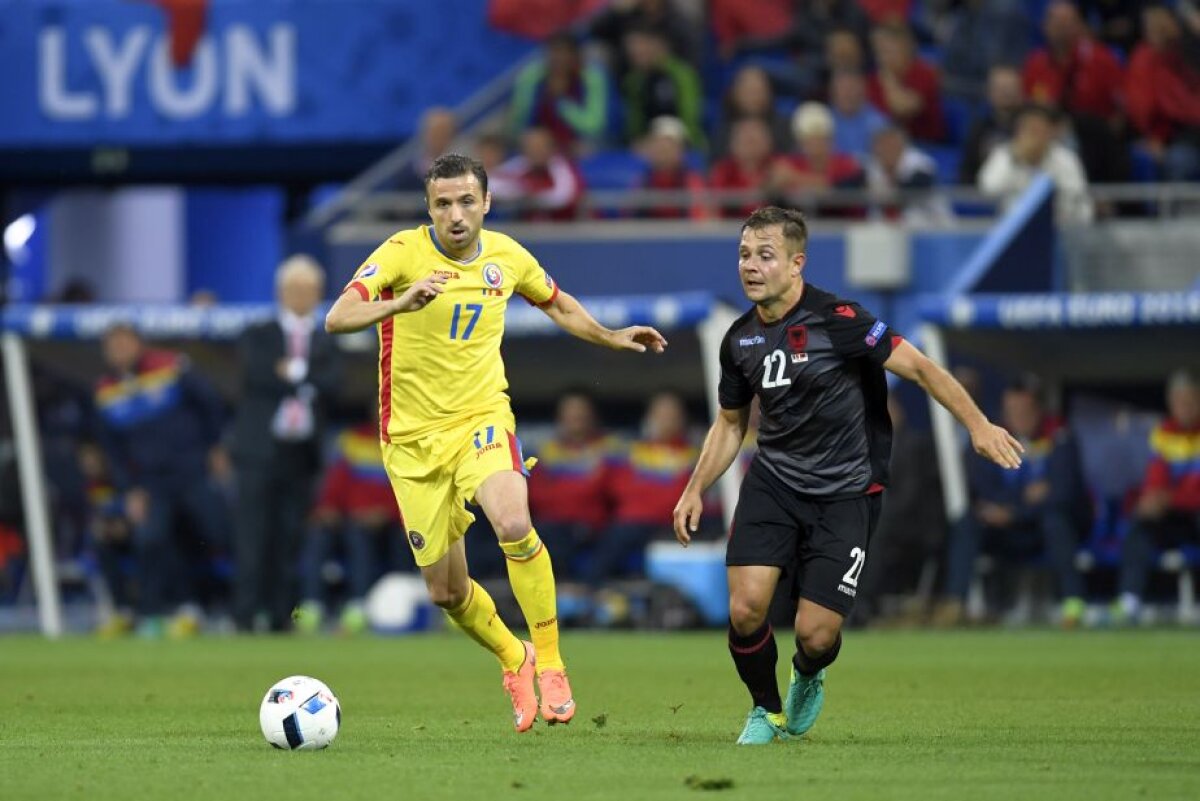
[381,408,530,567]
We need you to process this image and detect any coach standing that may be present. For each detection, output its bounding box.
[231,256,342,632]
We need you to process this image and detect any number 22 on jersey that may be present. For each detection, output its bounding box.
[762,349,791,389]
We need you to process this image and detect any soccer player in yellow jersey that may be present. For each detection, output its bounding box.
[325,154,667,732]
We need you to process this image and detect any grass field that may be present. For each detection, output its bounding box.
[2,631,1200,801]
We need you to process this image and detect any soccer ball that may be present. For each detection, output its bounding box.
[259,675,341,750]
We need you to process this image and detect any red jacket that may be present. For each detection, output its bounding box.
[710,0,795,52]
[1142,418,1200,513]
[1125,44,1200,143]
[641,167,709,219]
[710,157,771,218]
[314,425,401,522]
[868,59,946,142]
[608,438,698,525]
[1023,39,1125,120]
[527,435,617,529]
[780,152,864,186]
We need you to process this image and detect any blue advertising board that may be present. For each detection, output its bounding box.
[0,0,531,148]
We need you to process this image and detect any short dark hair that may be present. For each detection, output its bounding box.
[424,152,488,196]
[742,206,809,253]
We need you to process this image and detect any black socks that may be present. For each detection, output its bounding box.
[793,632,842,676]
[728,621,781,713]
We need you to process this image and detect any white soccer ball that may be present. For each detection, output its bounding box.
[259,675,341,750]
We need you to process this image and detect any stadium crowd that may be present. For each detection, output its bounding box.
[390,0,1200,221]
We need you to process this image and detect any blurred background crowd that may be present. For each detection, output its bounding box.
[0,0,1197,637]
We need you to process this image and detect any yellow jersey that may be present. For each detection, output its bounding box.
[346,225,559,443]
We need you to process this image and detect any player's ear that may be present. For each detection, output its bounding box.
[482,191,492,215]
[791,251,806,278]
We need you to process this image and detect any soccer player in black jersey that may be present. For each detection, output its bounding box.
[673,206,1024,745]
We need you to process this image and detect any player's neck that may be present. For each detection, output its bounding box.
[756,279,805,324]
[428,225,482,263]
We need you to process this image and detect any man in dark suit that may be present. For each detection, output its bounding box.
[232,255,342,632]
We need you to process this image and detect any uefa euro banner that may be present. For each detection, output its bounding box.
[0,0,531,148]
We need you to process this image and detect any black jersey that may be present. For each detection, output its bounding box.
[718,283,900,497]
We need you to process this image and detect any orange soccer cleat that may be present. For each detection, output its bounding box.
[502,641,539,733]
[537,669,576,725]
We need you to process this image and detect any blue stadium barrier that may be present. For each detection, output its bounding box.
[0,293,721,341]
[919,291,1200,330]
[944,173,1056,295]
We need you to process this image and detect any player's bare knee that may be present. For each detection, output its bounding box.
[493,514,532,543]
[796,622,841,655]
[728,597,768,634]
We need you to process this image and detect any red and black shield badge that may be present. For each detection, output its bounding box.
[786,325,807,354]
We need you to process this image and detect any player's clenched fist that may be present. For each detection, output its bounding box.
[672,490,703,547]
[394,273,448,312]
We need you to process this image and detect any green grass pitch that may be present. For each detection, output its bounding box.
[2,631,1199,800]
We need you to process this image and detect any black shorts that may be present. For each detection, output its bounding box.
[726,461,882,617]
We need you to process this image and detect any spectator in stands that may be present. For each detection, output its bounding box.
[830,68,890,160]
[770,102,865,196]
[394,108,457,191]
[592,0,700,74]
[622,24,705,148]
[296,421,408,635]
[1116,369,1200,623]
[636,116,708,219]
[940,0,1031,98]
[959,65,1025,184]
[94,323,226,638]
[528,392,615,581]
[1125,4,1200,181]
[584,391,697,584]
[491,126,585,221]
[712,65,791,159]
[868,21,947,143]
[1023,1,1125,125]
[978,104,1094,224]
[230,256,342,633]
[509,33,610,155]
[937,377,1093,627]
[709,117,779,218]
[866,125,953,225]
[474,132,509,175]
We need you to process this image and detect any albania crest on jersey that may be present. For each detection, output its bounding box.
[483,263,504,289]
[786,325,809,363]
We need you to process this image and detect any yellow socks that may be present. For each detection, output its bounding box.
[500,529,564,672]
[447,580,526,673]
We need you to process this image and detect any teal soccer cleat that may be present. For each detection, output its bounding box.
[784,668,825,736]
[736,706,789,745]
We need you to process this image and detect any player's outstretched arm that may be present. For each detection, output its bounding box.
[539,290,668,353]
[884,339,1024,469]
[324,274,448,334]
[672,405,750,546]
